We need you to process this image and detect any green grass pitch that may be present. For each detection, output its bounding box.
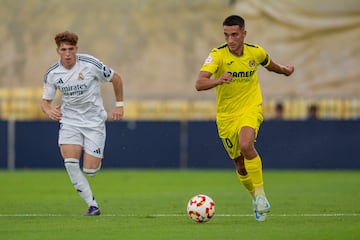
[0,170,359,240]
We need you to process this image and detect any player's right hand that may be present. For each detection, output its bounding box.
[48,105,62,121]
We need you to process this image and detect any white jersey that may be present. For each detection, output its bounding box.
[43,53,114,127]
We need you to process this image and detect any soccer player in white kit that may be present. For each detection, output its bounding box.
[41,31,124,216]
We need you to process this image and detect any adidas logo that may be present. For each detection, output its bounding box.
[93,148,101,155]
[56,78,64,85]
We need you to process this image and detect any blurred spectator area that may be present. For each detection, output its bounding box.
[0,87,359,121]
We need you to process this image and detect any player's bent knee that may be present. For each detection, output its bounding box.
[83,162,102,177]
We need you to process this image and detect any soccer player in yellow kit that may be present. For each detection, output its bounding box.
[196,15,294,221]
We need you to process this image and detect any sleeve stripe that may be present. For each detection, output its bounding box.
[43,62,60,83]
[78,55,102,69]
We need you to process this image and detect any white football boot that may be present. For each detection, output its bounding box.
[255,195,271,214]
[253,200,267,221]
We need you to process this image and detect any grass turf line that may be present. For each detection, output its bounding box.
[0,170,359,240]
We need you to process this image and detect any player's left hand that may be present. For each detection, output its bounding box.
[112,107,124,120]
[218,72,233,84]
[283,64,295,76]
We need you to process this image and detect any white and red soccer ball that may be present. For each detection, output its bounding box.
[187,194,215,222]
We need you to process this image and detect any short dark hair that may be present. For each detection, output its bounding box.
[223,15,245,29]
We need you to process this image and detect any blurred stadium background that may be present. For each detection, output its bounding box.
[1,0,360,169]
[0,0,359,120]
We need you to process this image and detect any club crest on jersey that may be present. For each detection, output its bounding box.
[78,72,84,80]
[248,60,256,68]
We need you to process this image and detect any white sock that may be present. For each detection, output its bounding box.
[64,158,98,207]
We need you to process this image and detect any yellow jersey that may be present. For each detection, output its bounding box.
[200,42,270,120]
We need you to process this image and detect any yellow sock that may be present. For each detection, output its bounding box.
[236,171,255,199]
[244,155,265,197]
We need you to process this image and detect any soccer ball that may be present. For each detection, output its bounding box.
[187,194,215,223]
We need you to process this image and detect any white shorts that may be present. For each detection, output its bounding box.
[58,123,106,158]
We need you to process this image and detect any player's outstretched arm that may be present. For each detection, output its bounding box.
[265,59,294,76]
